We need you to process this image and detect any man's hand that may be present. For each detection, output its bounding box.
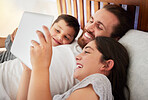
[30,26,52,71]
[11,28,18,42]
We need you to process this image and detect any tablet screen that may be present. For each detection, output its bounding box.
[11,11,54,69]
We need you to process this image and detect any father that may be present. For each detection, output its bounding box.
[0,4,132,100]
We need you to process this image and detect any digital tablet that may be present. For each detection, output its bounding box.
[11,11,54,69]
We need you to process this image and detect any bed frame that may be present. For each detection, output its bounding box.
[57,0,148,32]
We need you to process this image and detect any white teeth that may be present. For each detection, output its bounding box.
[77,65,83,68]
[84,33,92,39]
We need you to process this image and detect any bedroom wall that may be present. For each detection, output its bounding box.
[0,0,58,37]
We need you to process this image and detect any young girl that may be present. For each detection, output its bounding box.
[0,14,80,63]
[17,26,130,100]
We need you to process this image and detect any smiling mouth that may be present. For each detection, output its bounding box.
[74,64,83,71]
[83,30,95,41]
[52,37,62,45]
[76,63,83,69]
[84,32,93,39]
[77,65,83,68]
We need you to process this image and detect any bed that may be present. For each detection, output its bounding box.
[57,0,148,100]
[0,0,148,100]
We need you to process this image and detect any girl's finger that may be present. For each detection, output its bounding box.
[31,40,40,47]
[42,25,52,44]
[30,45,34,56]
[36,30,46,45]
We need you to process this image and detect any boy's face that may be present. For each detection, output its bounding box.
[50,19,76,46]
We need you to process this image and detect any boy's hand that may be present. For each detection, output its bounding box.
[30,26,52,70]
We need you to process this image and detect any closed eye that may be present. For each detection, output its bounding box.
[56,29,60,33]
[96,22,105,31]
[89,17,94,23]
[83,46,94,54]
[96,24,103,30]
[64,36,70,40]
[84,51,90,54]
[89,20,93,23]
[89,19,93,23]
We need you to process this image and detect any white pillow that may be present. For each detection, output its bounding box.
[119,29,148,100]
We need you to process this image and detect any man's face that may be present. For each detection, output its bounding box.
[78,8,119,48]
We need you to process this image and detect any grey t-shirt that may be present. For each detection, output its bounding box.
[53,74,113,100]
[0,35,16,63]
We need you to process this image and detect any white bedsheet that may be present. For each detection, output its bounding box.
[0,58,23,100]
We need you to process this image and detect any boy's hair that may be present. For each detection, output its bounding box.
[52,14,80,42]
[104,4,132,39]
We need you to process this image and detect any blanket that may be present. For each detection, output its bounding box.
[0,58,23,100]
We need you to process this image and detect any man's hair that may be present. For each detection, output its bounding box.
[52,14,80,42]
[95,36,130,100]
[104,4,132,38]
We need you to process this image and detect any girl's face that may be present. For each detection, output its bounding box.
[74,40,104,81]
[50,19,76,46]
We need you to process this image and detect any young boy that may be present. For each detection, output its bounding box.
[0,14,80,63]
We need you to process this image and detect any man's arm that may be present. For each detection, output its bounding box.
[0,28,17,48]
[0,37,6,48]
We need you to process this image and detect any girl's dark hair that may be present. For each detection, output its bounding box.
[95,36,130,100]
[52,14,80,42]
[103,4,132,39]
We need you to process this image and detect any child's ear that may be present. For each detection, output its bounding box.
[100,60,114,71]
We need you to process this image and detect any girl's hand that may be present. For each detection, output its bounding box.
[30,26,52,70]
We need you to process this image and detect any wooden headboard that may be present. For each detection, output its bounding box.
[57,0,148,32]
